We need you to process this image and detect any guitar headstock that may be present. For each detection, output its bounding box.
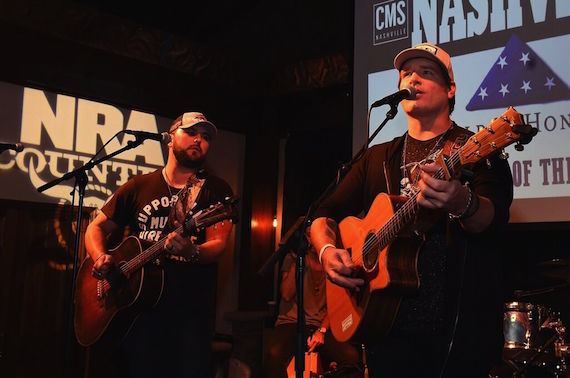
[459,106,538,165]
[183,196,239,234]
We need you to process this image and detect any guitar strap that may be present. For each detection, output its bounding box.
[383,161,393,195]
[164,176,206,261]
[171,176,205,225]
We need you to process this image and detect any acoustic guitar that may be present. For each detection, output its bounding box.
[74,196,238,346]
[326,106,537,343]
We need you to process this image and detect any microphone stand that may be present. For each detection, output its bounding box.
[257,216,306,279]
[37,135,151,378]
[294,100,399,376]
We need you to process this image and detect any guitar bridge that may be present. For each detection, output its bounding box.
[97,280,103,299]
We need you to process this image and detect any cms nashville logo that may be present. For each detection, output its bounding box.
[374,0,570,46]
[373,0,409,45]
[0,87,166,208]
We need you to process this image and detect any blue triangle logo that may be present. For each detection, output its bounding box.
[466,34,570,111]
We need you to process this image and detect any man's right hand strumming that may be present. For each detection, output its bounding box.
[86,211,120,280]
[92,253,114,280]
[320,247,364,291]
[310,217,364,291]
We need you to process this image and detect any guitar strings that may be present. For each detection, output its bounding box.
[353,145,462,266]
[359,152,453,259]
[99,223,186,292]
[359,130,487,261]
[354,125,510,266]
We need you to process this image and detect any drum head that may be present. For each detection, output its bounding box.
[503,301,553,351]
[502,300,563,370]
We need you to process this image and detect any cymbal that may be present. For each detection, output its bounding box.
[539,258,570,268]
[513,283,570,299]
[511,284,570,314]
[538,258,570,282]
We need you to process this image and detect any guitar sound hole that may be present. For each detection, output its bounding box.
[362,232,379,272]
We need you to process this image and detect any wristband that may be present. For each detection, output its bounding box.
[318,243,335,263]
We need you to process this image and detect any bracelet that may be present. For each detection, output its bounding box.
[449,184,473,220]
[318,243,335,263]
[94,254,107,263]
[463,190,481,220]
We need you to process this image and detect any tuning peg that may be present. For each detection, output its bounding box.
[515,142,524,151]
[499,150,509,160]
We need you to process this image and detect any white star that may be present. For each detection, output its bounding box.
[544,77,556,90]
[520,52,531,66]
[520,80,532,94]
[477,87,488,100]
[499,83,510,97]
[497,56,508,69]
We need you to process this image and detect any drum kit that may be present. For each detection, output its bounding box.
[492,259,570,377]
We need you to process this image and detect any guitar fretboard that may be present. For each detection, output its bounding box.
[363,149,463,260]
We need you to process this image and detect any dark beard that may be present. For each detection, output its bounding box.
[173,147,206,169]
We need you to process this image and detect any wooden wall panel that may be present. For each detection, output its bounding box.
[0,199,92,377]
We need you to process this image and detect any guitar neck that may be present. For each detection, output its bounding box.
[113,198,236,276]
[119,200,236,275]
[376,150,463,248]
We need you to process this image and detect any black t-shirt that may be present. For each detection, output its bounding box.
[102,169,232,242]
[393,133,450,337]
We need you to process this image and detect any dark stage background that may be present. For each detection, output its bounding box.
[0,1,569,377]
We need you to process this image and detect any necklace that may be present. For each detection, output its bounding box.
[400,125,453,197]
[162,168,184,205]
[162,168,205,219]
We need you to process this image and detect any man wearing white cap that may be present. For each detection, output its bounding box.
[310,43,513,376]
[86,112,233,377]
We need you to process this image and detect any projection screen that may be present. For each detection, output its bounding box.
[353,0,570,222]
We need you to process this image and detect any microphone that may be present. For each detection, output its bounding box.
[371,87,416,108]
[123,130,171,144]
[0,142,24,153]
